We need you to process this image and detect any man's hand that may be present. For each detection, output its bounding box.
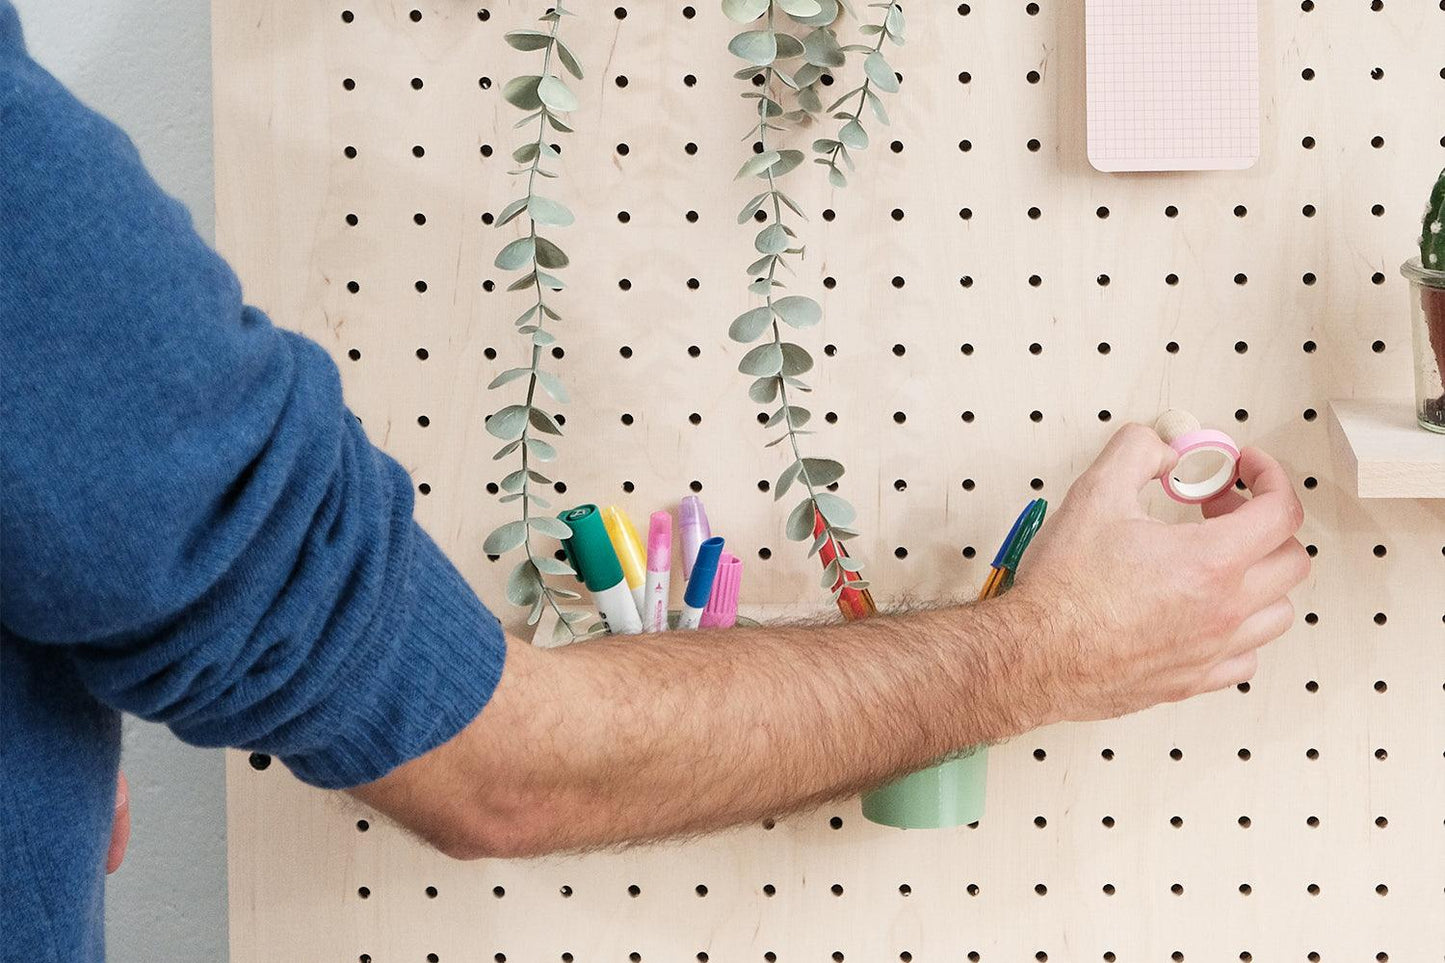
[348,424,1307,860]
[1013,424,1309,724]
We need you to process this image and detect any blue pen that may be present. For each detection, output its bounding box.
[991,500,1037,569]
[678,537,724,629]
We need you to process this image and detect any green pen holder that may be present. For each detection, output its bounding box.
[862,745,988,829]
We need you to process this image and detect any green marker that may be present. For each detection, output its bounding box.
[558,505,643,635]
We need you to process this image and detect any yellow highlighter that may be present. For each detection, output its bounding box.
[601,506,648,624]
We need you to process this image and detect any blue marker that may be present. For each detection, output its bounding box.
[678,537,724,629]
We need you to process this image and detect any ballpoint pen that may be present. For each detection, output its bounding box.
[979,499,1047,602]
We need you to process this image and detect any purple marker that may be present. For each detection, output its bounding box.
[679,495,711,581]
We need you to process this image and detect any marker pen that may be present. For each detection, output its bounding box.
[601,506,648,620]
[678,536,724,630]
[700,552,742,629]
[679,495,711,580]
[557,505,643,635]
[643,511,672,633]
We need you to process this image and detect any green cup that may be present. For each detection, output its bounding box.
[861,746,987,829]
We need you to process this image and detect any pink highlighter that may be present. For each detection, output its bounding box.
[642,511,672,633]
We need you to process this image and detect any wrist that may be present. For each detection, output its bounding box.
[973,590,1069,736]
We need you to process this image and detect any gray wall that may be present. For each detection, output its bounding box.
[10,2,227,960]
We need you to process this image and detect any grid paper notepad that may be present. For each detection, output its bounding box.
[1085,0,1260,172]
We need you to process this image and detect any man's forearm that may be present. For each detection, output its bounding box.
[350,596,1051,859]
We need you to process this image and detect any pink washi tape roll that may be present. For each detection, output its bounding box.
[1155,409,1241,504]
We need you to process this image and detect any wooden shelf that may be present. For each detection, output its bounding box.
[1329,401,1445,498]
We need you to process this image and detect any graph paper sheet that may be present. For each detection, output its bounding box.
[1086,0,1260,172]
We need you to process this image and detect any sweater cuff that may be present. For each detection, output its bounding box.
[281,528,508,790]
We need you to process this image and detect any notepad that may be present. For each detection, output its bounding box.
[1085,0,1260,172]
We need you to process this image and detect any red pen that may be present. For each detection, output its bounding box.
[812,510,876,622]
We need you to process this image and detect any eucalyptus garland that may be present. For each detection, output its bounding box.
[725,0,871,602]
[482,5,592,642]
[813,1,904,187]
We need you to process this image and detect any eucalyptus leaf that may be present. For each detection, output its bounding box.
[529,406,563,435]
[865,89,890,124]
[532,328,557,347]
[526,437,557,461]
[772,149,805,177]
[765,405,811,428]
[729,306,773,343]
[839,119,869,149]
[748,277,774,296]
[836,554,864,573]
[500,468,527,493]
[773,295,822,327]
[774,32,806,60]
[786,497,817,541]
[827,164,848,188]
[484,520,528,555]
[504,30,553,51]
[748,376,780,404]
[721,0,770,22]
[497,197,530,226]
[755,223,789,254]
[529,515,574,540]
[493,439,523,460]
[780,342,815,376]
[505,559,543,606]
[486,404,529,440]
[809,529,831,557]
[507,273,538,292]
[496,237,536,271]
[814,491,856,526]
[885,2,906,39]
[738,191,770,223]
[736,150,782,179]
[502,75,543,110]
[533,553,577,576]
[777,0,823,17]
[803,26,846,67]
[802,457,845,486]
[537,75,579,112]
[535,370,570,403]
[746,254,777,276]
[554,39,585,80]
[535,237,570,269]
[487,367,532,390]
[794,0,841,25]
[728,29,778,66]
[528,195,575,227]
[738,342,784,377]
[774,459,803,500]
[864,51,900,92]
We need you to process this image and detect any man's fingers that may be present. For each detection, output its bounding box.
[1200,650,1259,693]
[1227,597,1297,659]
[1200,447,1304,561]
[1082,424,1180,510]
[106,772,130,875]
[1237,538,1311,614]
[1200,484,1247,519]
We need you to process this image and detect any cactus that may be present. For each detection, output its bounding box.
[1420,167,1445,421]
[1422,167,1445,271]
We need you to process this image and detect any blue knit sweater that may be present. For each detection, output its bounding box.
[0,6,508,959]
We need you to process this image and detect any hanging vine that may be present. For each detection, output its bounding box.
[483,5,593,643]
[725,0,870,604]
[813,1,905,186]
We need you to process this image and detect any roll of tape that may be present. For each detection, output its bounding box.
[1163,428,1241,504]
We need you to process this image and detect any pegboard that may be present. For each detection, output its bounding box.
[216,2,1445,961]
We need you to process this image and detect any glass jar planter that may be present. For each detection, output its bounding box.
[1402,256,1445,433]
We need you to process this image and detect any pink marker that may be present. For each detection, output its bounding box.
[700,552,742,630]
[679,495,711,581]
[643,511,672,633]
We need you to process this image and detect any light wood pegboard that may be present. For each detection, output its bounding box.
[217,2,1445,960]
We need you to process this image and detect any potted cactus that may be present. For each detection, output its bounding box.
[1404,167,1445,432]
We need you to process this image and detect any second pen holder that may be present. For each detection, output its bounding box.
[862,745,988,829]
